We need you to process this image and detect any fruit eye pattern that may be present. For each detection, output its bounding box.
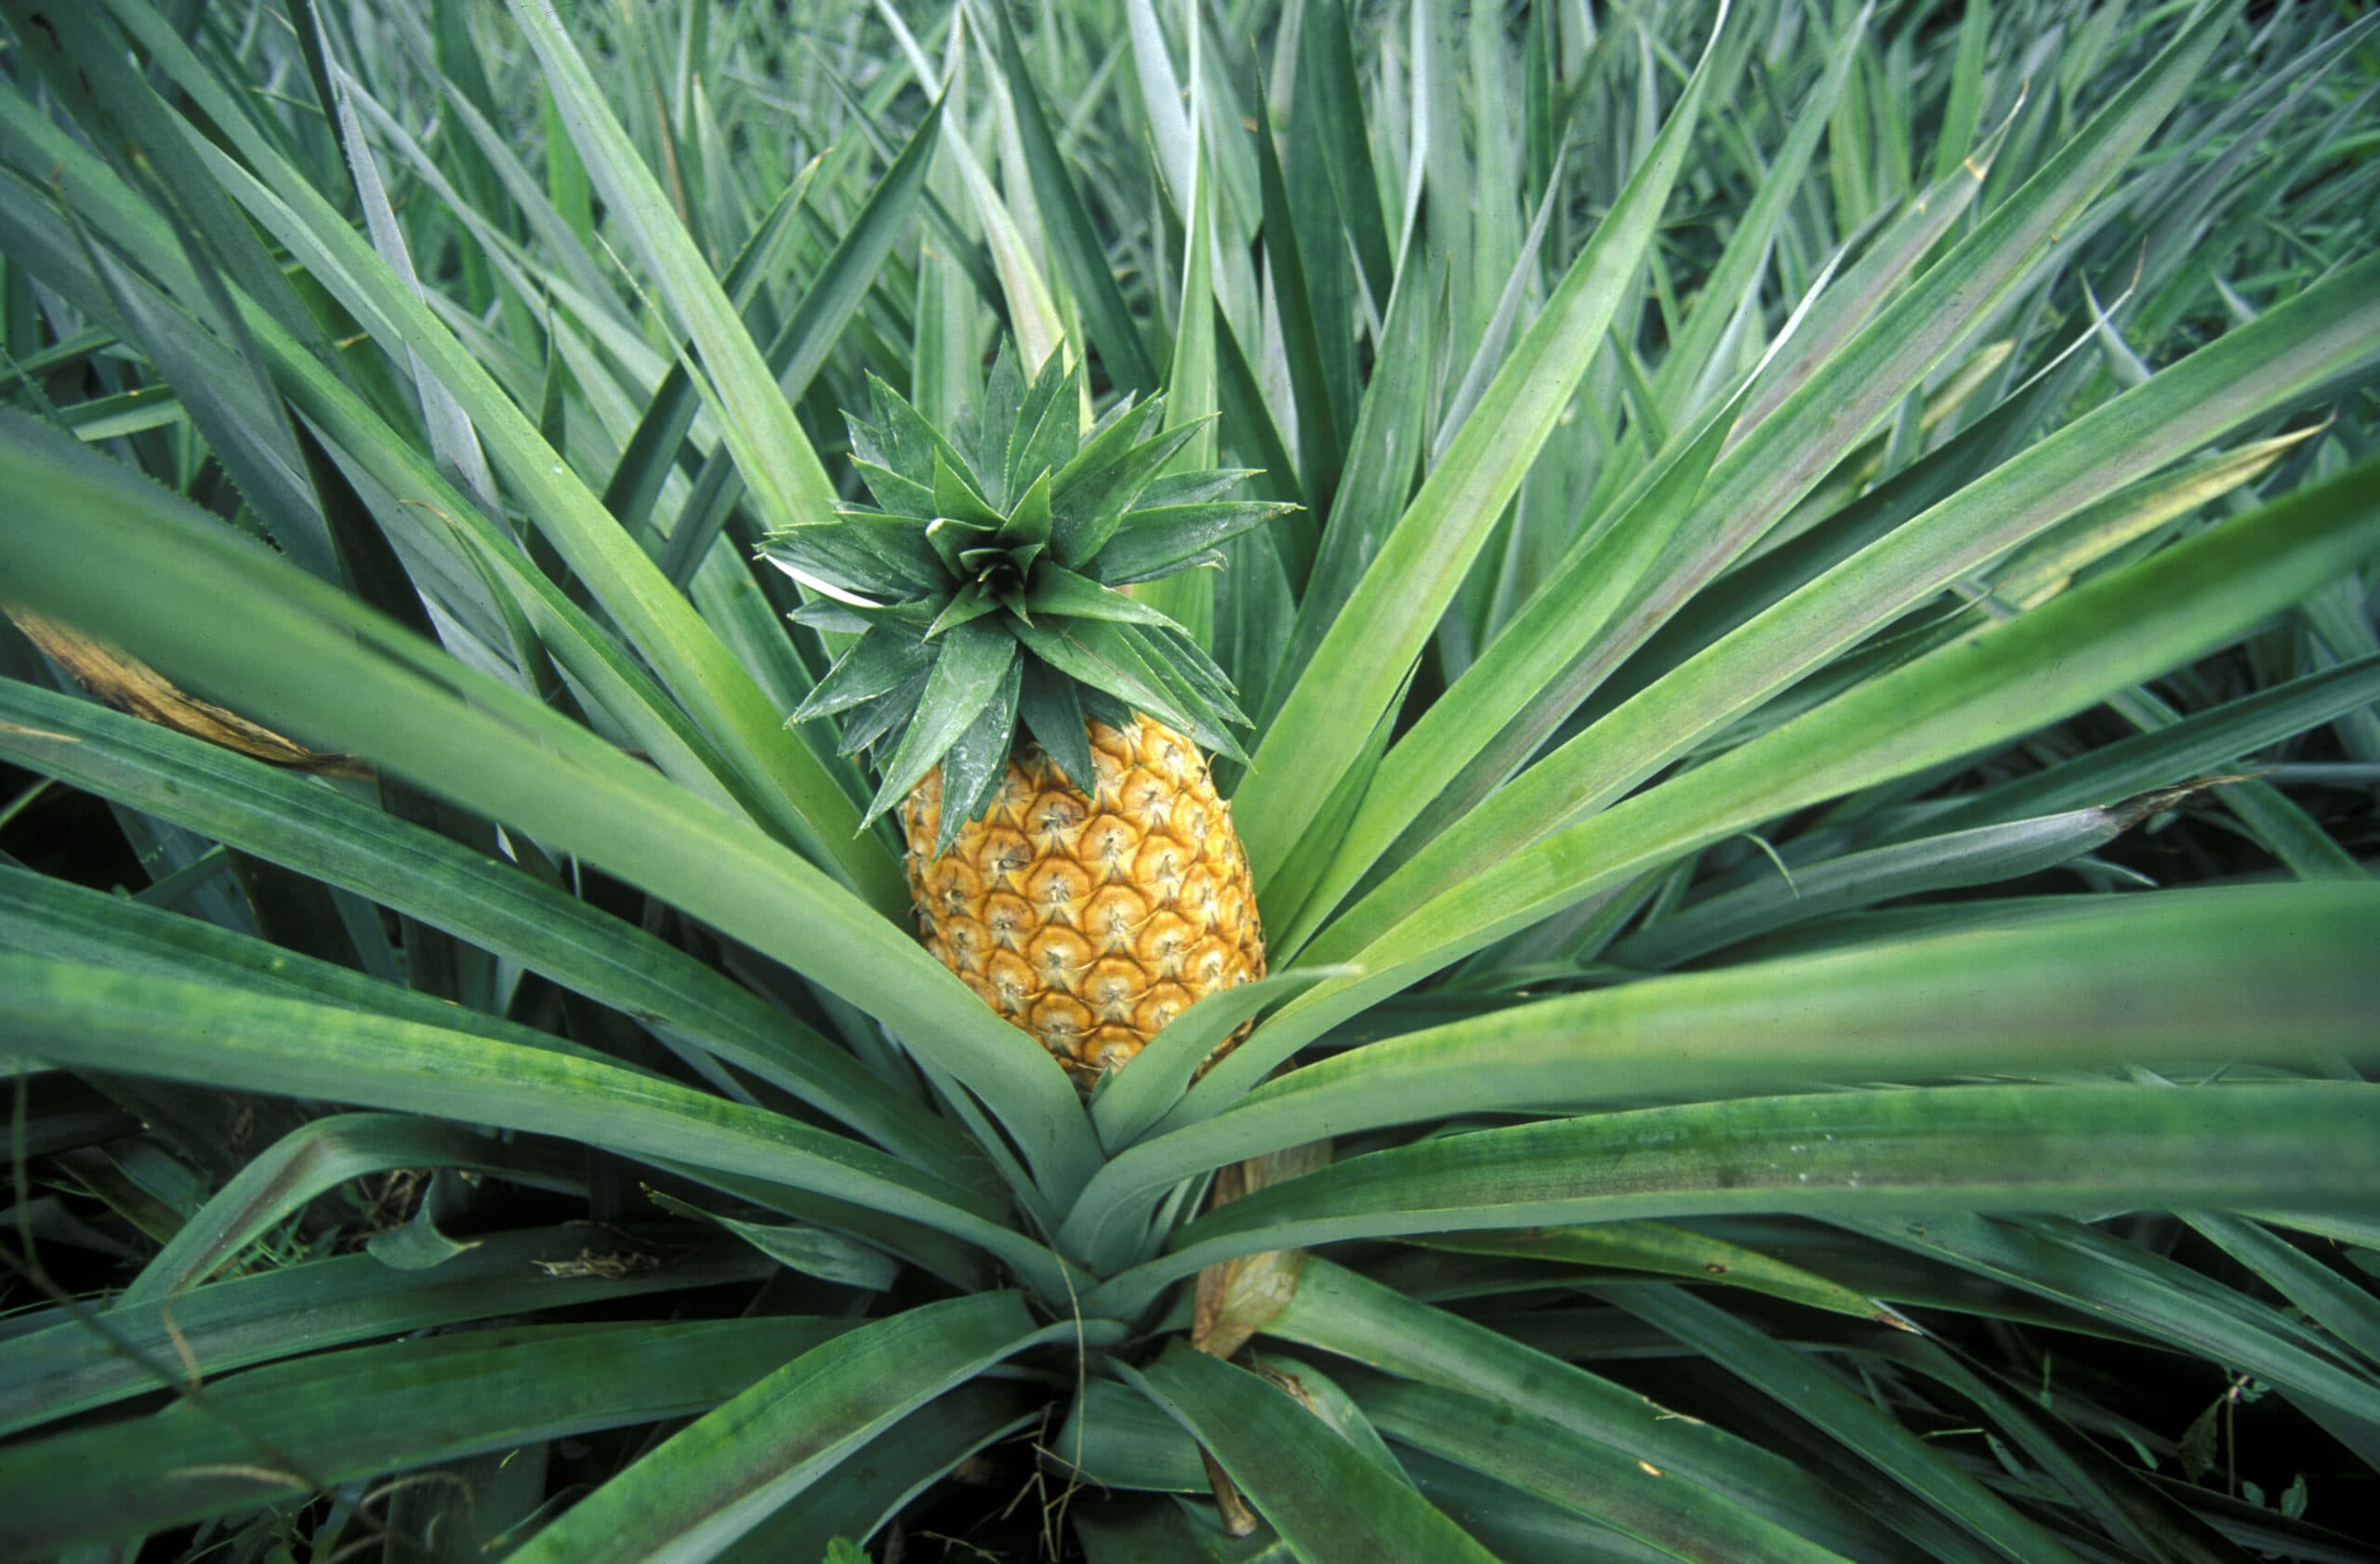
[904,717,1263,1087]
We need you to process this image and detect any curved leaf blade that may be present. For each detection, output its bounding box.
[0,1319,853,1560]
[1096,1083,2380,1313]
[1119,1340,1501,1563]
[506,1292,1058,1564]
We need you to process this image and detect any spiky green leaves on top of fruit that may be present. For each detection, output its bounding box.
[764,343,1293,853]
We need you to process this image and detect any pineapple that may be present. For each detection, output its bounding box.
[765,344,1289,1085]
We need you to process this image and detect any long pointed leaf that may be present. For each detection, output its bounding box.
[1232,6,1726,897]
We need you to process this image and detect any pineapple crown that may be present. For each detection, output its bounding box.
[763,341,1295,852]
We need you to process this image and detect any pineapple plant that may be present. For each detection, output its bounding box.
[767,350,1279,1085]
[0,0,2377,1560]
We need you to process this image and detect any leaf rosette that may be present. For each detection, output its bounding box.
[763,345,1294,852]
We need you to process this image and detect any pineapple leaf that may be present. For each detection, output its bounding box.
[862,620,1019,828]
[1232,1,1729,889]
[1005,347,1081,501]
[848,457,937,519]
[1129,468,1264,510]
[996,467,1054,549]
[1010,616,1199,738]
[987,0,1161,395]
[1098,501,1302,585]
[1045,397,1164,558]
[866,372,978,492]
[496,1294,1049,1564]
[1017,661,1097,797]
[924,580,1003,641]
[1121,1341,1500,1561]
[932,449,1005,527]
[836,678,926,761]
[1055,419,1215,565]
[935,656,1024,858]
[975,338,1028,507]
[923,513,997,577]
[793,629,935,722]
[1023,563,1184,629]
[1248,84,1344,511]
[760,525,905,605]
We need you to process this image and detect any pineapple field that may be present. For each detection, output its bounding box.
[2,0,2378,1558]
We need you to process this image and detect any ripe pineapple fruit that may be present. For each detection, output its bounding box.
[901,715,1262,1085]
[766,344,1290,1085]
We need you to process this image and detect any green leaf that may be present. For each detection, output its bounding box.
[1247,86,1342,515]
[3,953,1072,1297]
[1881,1334,2246,1564]
[1075,882,2380,1245]
[1924,652,2380,833]
[1027,562,1185,627]
[931,651,1025,855]
[1355,3,2242,894]
[1262,1260,1897,1560]
[1008,351,1084,503]
[720,1382,1033,1561]
[1606,802,2149,970]
[922,578,1001,641]
[659,96,949,588]
[1053,1375,1229,1495]
[0,862,596,1066]
[864,618,1019,827]
[933,447,1005,524]
[794,628,937,722]
[0,1225,773,1439]
[1259,452,2380,1094]
[1000,468,1057,550]
[1121,0,1193,212]
[328,62,502,523]
[1605,1285,2087,1564]
[1295,0,1395,311]
[362,1171,486,1272]
[1315,240,2380,974]
[5,1,344,501]
[1095,1083,2380,1315]
[504,1293,1071,1563]
[1061,420,1210,567]
[52,40,901,905]
[118,1113,575,1309]
[1090,964,1355,1157]
[0,1319,855,1559]
[1012,616,1201,736]
[1017,657,1098,793]
[1120,1341,1501,1562]
[598,135,817,543]
[2184,1213,2380,1370]
[1349,1372,1864,1564]
[1136,130,1220,646]
[647,1190,902,1292]
[764,517,932,604]
[0,682,959,1181]
[1843,1213,2380,1429]
[1279,358,1743,955]
[500,0,835,538]
[1646,7,1868,426]
[1100,503,1302,588]
[985,2,1160,395]
[1231,7,1726,895]
[1402,1223,1907,1327]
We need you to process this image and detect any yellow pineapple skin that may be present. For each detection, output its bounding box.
[902,715,1264,1088]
